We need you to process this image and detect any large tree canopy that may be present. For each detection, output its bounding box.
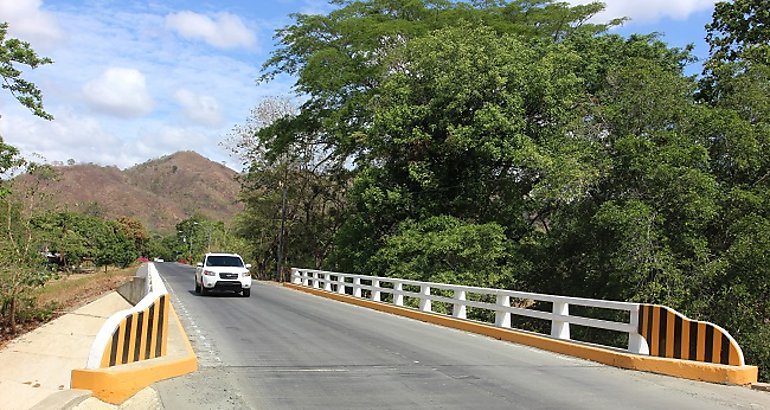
[259,0,618,165]
[244,0,770,380]
[706,0,770,67]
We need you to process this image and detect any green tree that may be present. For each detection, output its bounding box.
[115,216,148,256]
[0,22,53,120]
[0,22,54,334]
[95,220,138,268]
[0,164,58,331]
[1,21,53,197]
[256,0,770,381]
[0,140,24,199]
[705,0,770,67]
[33,212,140,270]
[260,0,616,168]
[229,97,350,279]
[369,215,525,288]
[701,0,770,103]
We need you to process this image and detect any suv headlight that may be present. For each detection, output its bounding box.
[242,272,251,277]
[203,270,217,276]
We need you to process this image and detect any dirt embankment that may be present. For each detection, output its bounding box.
[0,267,135,349]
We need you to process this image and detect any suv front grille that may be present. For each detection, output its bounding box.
[220,273,238,280]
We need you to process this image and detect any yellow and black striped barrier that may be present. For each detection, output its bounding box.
[638,304,744,366]
[73,264,198,404]
[98,294,170,367]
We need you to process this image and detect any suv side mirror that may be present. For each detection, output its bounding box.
[245,263,252,269]
[196,262,203,268]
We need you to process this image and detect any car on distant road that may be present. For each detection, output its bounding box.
[195,252,252,297]
[153,257,164,263]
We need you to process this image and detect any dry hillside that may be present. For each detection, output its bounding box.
[13,151,242,232]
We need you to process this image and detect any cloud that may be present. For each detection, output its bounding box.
[0,0,63,49]
[82,68,154,118]
[0,105,219,169]
[165,11,257,50]
[0,2,289,172]
[174,89,224,127]
[146,125,210,150]
[568,0,717,24]
[0,107,119,164]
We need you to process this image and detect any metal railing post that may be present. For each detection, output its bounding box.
[353,277,362,297]
[394,283,404,306]
[495,294,511,327]
[419,285,431,312]
[312,271,320,288]
[453,290,467,319]
[551,301,570,340]
[628,306,649,354]
[323,273,332,292]
[337,275,346,294]
[372,279,381,302]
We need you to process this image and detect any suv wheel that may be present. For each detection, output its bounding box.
[242,288,250,297]
[194,281,201,294]
[201,285,209,296]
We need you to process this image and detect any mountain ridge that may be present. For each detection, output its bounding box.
[14,151,243,232]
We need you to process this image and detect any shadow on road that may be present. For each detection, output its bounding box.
[186,290,245,298]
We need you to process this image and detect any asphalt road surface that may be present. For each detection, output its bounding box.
[154,262,770,409]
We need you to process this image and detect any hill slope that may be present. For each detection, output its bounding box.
[14,151,242,232]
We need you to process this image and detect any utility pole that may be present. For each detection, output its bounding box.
[190,222,199,262]
[277,179,288,282]
[177,231,186,263]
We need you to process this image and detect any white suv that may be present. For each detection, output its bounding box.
[195,253,252,297]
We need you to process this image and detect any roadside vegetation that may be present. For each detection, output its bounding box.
[0,266,136,349]
[230,1,770,381]
[2,0,769,383]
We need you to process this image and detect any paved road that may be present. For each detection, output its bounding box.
[154,263,770,409]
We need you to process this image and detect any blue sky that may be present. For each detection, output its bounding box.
[0,0,719,170]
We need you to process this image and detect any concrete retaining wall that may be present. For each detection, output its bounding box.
[117,277,146,306]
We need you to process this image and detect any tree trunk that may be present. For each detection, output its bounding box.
[8,289,17,333]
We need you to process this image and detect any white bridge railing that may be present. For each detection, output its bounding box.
[292,268,650,355]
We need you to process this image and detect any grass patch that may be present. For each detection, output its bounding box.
[2,265,138,349]
[34,266,136,311]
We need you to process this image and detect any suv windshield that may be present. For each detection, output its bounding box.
[206,256,244,267]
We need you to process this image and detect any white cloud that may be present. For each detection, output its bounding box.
[82,68,154,118]
[0,107,118,163]
[165,11,257,50]
[568,0,717,24]
[138,125,212,155]
[0,0,63,49]
[0,3,290,171]
[0,106,218,169]
[174,89,224,127]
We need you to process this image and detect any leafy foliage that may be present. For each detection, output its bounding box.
[706,0,770,67]
[245,0,770,380]
[0,22,53,120]
[33,212,140,269]
[0,23,54,333]
[369,216,525,288]
[0,165,58,331]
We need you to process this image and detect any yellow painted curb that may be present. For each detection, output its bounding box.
[71,304,198,404]
[284,283,758,385]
